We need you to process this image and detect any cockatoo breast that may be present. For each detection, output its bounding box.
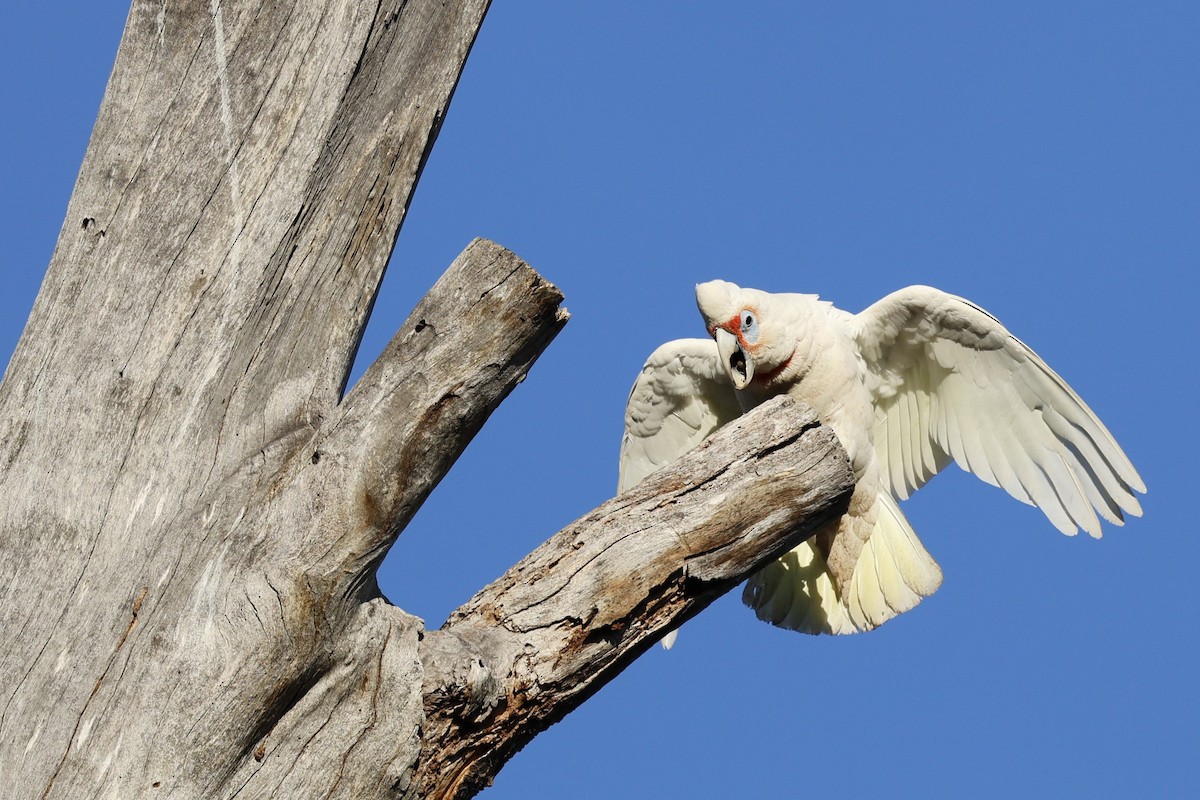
[741,296,876,471]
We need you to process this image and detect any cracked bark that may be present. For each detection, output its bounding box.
[0,2,854,799]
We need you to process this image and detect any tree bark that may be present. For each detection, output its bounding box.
[0,2,854,798]
[415,394,849,798]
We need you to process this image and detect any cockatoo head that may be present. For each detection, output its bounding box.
[695,280,794,391]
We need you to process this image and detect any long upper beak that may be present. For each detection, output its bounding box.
[714,328,754,389]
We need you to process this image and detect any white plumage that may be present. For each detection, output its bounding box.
[619,281,1145,639]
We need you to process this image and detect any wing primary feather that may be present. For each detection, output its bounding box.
[1023,348,1145,493]
[855,285,1143,542]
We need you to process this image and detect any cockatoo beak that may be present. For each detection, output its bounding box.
[714,328,753,389]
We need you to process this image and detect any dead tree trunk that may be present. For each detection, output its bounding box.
[0,3,853,798]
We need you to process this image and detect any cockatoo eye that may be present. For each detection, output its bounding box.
[740,310,759,344]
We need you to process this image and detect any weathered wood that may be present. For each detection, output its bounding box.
[0,2,855,799]
[170,241,566,799]
[413,396,853,798]
[0,234,565,798]
[1,1,495,796]
[305,240,569,595]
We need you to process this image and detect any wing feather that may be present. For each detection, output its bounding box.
[853,286,1144,538]
[618,339,742,492]
[897,391,913,493]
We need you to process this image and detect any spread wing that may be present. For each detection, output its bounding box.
[851,285,1145,537]
[619,339,742,493]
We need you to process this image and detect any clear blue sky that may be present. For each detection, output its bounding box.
[3,3,1196,797]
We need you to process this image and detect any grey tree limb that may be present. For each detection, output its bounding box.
[0,2,855,798]
[414,395,851,798]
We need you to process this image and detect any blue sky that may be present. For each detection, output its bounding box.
[3,3,1196,797]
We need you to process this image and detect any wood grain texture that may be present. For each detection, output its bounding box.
[0,2,855,798]
[413,396,853,798]
[0,1,495,797]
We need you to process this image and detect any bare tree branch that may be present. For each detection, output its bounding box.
[0,3,855,798]
[303,238,568,596]
[413,396,853,798]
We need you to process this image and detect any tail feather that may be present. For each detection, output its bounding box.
[845,493,942,630]
[742,533,856,635]
[743,494,942,635]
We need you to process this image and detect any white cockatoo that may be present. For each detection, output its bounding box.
[619,281,1144,639]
